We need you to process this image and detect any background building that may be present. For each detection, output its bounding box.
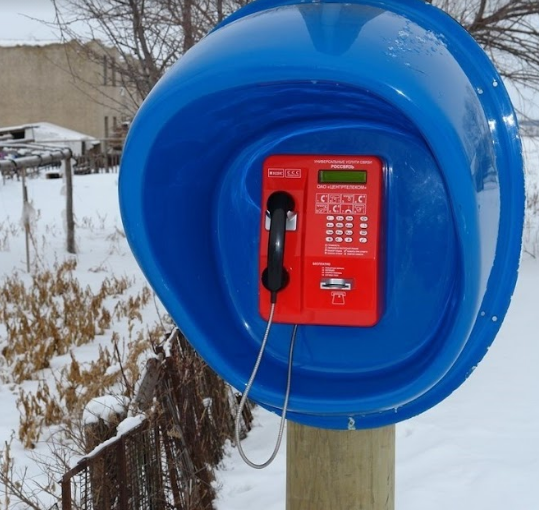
[0,40,132,140]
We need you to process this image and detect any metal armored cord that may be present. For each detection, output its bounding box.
[234,302,298,469]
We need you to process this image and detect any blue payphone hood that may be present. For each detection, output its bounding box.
[119,0,524,429]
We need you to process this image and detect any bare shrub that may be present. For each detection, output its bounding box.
[0,260,137,384]
[0,220,20,252]
[0,259,168,451]
[524,182,539,257]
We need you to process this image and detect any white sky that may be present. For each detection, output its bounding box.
[1,1,61,41]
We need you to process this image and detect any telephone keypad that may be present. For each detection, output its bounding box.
[322,213,372,245]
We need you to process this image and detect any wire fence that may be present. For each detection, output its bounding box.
[61,329,253,510]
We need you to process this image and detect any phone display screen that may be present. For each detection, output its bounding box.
[318,170,367,184]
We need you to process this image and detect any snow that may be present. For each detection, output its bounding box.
[0,170,163,508]
[0,142,537,509]
[116,414,145,435]
[0,122,96,143]
[83,414,145,460]
[0,122,98,155]
[82,395,129,425]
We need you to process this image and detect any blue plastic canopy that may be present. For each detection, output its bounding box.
[119,0,524,429]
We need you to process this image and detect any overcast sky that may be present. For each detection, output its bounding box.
[1,0,537,116]
[1,1,60,41]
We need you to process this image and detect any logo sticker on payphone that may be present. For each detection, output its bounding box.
[259,154,384,326]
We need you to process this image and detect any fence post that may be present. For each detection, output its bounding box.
[61,476,72,510]
[65,157,76,254]
[20,166,31,272]
[117,436,129,508]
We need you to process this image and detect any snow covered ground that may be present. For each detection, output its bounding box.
[0,142,537,509]
[0,169,163,508]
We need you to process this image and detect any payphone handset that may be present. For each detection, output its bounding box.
[260,154,384,326]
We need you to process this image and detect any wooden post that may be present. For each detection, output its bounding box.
[103,140,109,173]
[65,157,76,254]
[21,166,31,273]
[286,422,395,510]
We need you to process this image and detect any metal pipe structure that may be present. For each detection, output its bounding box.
[0,145,75,266]
[0,147,72,170]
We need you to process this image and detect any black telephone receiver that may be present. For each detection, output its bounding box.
[262,191,295,302]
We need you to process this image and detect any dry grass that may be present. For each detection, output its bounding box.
[0,221,20,252]
[0,258,165,449]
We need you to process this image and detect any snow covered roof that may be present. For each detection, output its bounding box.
[0,122,97,144]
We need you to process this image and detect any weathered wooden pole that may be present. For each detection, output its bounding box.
[286,422,395,510]
[65,157,76,254]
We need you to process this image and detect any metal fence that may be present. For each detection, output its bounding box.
[72,152,121,175]
[61,329,253,510]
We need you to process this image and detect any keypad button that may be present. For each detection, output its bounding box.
[335,230,344,235]
[326,229,334,235]
[335,237,343,243]
[326,236,334,242]
[327,215,335,221]
[359,237,368,243]
[345,222,353,228]
[336,222,344,228]
[359,230,368,236]
[360,216,368,221]
[360,223,368,229]
[345,237,353,243]
[345,230,353,235]
[336,216,344,221]
[345,216,354,221]
[326,222,335,228]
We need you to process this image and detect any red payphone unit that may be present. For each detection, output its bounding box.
[259,154,384,326]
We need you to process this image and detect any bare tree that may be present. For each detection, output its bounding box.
[430,1,539,108]
[51,0,539,115]
[50,0,251,112]
[51,0,181,111]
